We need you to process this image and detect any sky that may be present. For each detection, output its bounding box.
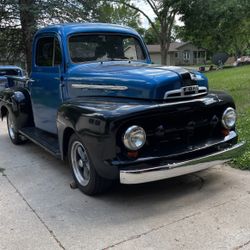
[136,1,184,28]
[138,2,156,28]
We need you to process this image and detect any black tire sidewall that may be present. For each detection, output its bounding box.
[7,112,24,145]
[68,133,100,195]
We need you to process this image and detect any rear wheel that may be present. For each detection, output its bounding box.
[7,112,26,145]
[68,134,111,195]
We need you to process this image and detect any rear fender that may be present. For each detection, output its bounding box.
[0,88,34,129]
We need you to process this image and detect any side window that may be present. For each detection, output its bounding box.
[54,38,62,65]
[36,37,62,66]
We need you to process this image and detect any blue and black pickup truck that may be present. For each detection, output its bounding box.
[0,23,245,195]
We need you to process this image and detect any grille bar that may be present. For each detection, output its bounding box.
[164,86,207,99]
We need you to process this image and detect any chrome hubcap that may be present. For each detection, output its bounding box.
[71,141,90,186]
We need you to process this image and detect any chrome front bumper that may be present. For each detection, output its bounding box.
[120,141,245,184]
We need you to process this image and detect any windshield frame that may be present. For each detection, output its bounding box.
[67,32,148,65]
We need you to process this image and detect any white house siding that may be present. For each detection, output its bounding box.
[175,43,206,65]
[149,53,160,64]
[169,53,175,65]
[150,53,172,65]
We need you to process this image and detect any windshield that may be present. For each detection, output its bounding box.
[69,34,146,63]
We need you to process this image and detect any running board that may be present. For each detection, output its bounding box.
[19,127,61,158]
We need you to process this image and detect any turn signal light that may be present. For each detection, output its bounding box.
[221,129,230,136]
[127,151,138,158]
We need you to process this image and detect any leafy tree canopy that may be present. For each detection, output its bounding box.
[0,0,101,72]
[108,0,192,64]
[97,3,143,32]
[178,0,250,57]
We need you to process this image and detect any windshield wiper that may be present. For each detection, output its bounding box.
[110,58,130,61]
[97,58,131,63]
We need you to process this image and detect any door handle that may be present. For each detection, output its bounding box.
[60,83,65,101]
[28,78,35,87]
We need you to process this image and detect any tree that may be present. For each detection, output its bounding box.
[143,21,161,45]
[0,0,99,73]
[1,0,150,72]
[178,0,250,57]
[18,0,36,74]
[0,27,24,66]
[97,3,143,32]
[107,0,189,65]
[144,19,178,45]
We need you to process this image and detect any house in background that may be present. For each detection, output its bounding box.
[147,42,207,66]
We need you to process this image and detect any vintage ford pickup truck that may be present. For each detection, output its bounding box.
[0,23,245,195]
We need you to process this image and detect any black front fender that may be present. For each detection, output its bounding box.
[57,103,119,180]
[56,92,237,180]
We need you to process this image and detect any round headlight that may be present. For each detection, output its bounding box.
[123,125,146,150]
[222,107,237,129]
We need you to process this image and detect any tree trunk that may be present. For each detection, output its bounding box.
[18,0,36,74]
[159,20,171,66]
[161,43,167,65]
[160,41,171,65]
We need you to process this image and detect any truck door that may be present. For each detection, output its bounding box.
[30,35,63,134]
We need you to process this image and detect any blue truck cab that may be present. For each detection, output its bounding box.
[0,23,245,195]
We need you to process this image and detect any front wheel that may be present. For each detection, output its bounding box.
[68,134,111,195]
[7,112,26,145]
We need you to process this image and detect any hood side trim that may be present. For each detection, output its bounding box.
[72,83,128,91]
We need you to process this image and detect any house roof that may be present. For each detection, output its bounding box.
[147,42,188,53]
[147,42,206,53]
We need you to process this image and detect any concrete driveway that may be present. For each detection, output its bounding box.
[0,120,250,250]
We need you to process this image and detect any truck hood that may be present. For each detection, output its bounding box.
[66,62,208,100]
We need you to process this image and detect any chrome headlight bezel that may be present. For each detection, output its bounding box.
[123,125,146,151]
[222,107,237,129]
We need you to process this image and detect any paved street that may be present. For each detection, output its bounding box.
[0,120,250,250]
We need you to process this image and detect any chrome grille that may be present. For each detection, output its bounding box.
[164,86,207,99]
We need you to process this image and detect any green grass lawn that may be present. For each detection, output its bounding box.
[205,65,250,169]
